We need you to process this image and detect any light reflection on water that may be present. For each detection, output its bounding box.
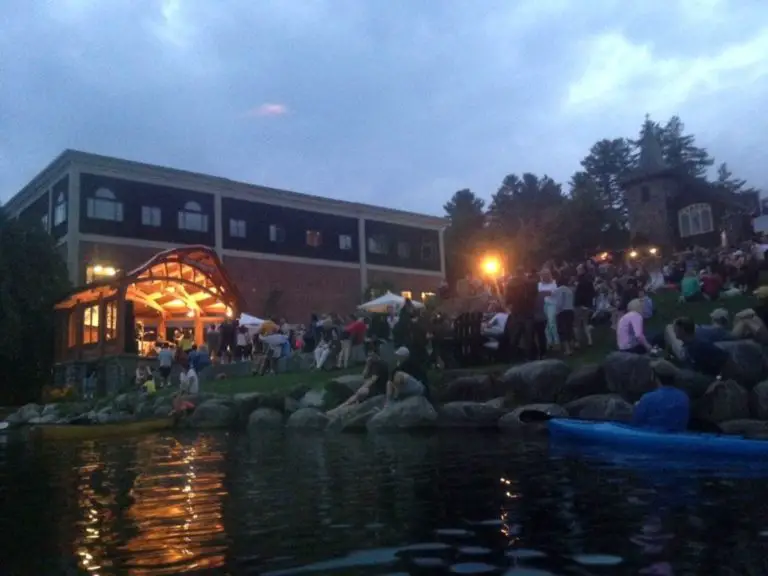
[3,431,768,574]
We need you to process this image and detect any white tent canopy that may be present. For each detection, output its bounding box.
[358,291,425,314]
[239,313,265,326]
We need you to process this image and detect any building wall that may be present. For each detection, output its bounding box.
[625,176,678,247]
[367,269,441,300]
[364,219,441,272]
[223,255,361,320]
[78,241,162,285]
[51,175,69,240]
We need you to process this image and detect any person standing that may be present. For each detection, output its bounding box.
[573,264,595,347]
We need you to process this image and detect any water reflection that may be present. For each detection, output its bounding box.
[4,430,768,574]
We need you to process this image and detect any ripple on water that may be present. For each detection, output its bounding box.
[436,528,475,537]
[413,557,447,567]
[467,519,505,527]
[572,554,624,566]
[450,562,497,574]
[404,543,452,552]
[458,546,492,555]
[503,569,557,575]
[506,549,547,559]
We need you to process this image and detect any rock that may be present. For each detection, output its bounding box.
[285,384,313,401]
[557,364,607,404]
[564,394,634,422]
[188,400,236,429]
[135,401,155,418]
[284,397,300,414]
[28,414,60,425]
[434,374,499,403]
[286,408,330,430]
[499,403,568,432]
[298,388,326,409]
[484,397,506,410]
[321,380,356,410]
[603,352,654,402]
[326,395,386,432]
[367,396,437,431]
[750,380,768,420]
[154,405,172,417]
[247,408,284,430]
[13,403,42,424]
[41,404,60,417]
[113,393,139,413]
[438,401,507,428]
[232,392,285,428]
[500,360,572,404]
[717,340,768,388]
[693,380,749,423]
[718,419,768,439]
[673,369,713,401]
[331,375,365,392]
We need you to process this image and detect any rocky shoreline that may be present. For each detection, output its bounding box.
[7,340,768,439]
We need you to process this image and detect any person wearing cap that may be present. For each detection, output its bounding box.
[695,308,733,344]
[673,317,733,378]
[391,346,428,385]
[387,371,427,403]
[631,360,690,433]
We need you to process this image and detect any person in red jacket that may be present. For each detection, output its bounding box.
[337,315,368,369]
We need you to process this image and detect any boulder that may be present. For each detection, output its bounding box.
[331,374,365,393]
[564,394,634,422]
[750,380,768,420]
[326,395,386,432]
[286,408,330,430]
[188,399,236,429]
[557,364,607,404]
[717,340,768,388]
[603,352,655,402]
[692,380,749,423]
[499,403,567,433]
[298,388,327,409]
[321,380,356,410]
[367,396,437,431]
[247,408,284,431]
[11,403,42,424]
[232,392,285,428]
[500,360,572,404]
[484,397,506,410]
[28,414,61,425]
[41,404,60,417]
[718,419,768,439]
[433,374,497,403]
[673,369,713,401]
[437,401,507,428]
[284,396,300,414]
[113,392,139,413]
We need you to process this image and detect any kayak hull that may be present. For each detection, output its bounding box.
[548,418,768,458]
[31,417,176,441]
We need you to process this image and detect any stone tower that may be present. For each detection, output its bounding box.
[623,122,679,247]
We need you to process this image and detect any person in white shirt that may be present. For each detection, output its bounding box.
[482,311,509,338]
[180,364,199,395]
[538,269,559,349]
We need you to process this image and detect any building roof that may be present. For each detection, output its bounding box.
[6,149,447,228]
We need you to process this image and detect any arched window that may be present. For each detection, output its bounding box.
[678,203,713,238]
[53,192,67,226]
[178,201,208,232]
[86,188,124,222]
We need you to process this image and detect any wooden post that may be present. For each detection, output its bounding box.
[194,316,204,346]
[98,295,106,358]
[116,287,127,355]
[74,302,84,361]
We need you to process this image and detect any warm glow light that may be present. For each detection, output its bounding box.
[186,310,195,318]
[649,247,658,255]
[166,286,176,293]
[599,252,609,261]
[225,307,233,318]
[482,257,501,276]
[104,266,116,276]
[93,265,103,274]
[167,299,185,307]
[629,250,638,258]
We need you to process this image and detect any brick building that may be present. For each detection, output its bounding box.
[6,150,446,320]
[623,129,757,251]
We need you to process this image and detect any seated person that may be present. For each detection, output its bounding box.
[386,370,426,403]
[312,334,331,370]
[731,308,768,345]
[632,360,690,433]
[696,308,734,343]
[638,289,653,319]
[179,360,200,395]
[142,375,157,396]
[482,309,509,338]
[327,349,389,415]
[700,269,723,300]
[673,317,733,378]
[616,299,652,354]
[392,346,428,386]
[680,271,702,302]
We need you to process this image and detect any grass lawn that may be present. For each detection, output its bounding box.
[201,288,758,395]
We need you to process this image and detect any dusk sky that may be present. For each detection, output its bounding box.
[2,0,767,215]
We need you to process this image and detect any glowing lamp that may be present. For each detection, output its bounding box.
[103,266,116,276]
[482,257,501,276]
[629,250,638,258]
[186,310,195,318]
[225,307,233,318]
[649,247,658,255]
[93,265,104,274]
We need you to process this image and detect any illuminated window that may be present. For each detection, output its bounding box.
[368,235,388,255]
[421,291,436,301]
[397,241,410,259]
[678,203,713,238]
[53,192,67,226]
[229,218,246,238]
[269,224,285,243]
[141,206,161,227]
[306,230,322,247]
[83,305,100,345]
[178,201,209,232]
[87,188,124,221]
[401,291,413,299]
[86,264,118,284]
[105,301,118,341]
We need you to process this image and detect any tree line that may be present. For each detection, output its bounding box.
[443,114,759,281]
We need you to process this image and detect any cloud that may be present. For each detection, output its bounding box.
[246,103,289,118]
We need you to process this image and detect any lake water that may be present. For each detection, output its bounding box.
[2,430,768,575]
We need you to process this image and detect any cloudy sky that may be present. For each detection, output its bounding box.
[1,0,767,215]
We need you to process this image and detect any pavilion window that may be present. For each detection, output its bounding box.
[178,201,209,232]
[678,203,713,238]
[86,188,124,222]
[83,304,100,345]
[105,300,118,341]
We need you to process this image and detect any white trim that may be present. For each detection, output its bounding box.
[79,234,193,251]
[213,194,223,258]
[366,264,444,277]
[221,248,361,269]
[67,151,446,229]
[66,169,81,285]
[358,217,367,293]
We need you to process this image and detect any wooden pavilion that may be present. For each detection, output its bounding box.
[54,245,244,363]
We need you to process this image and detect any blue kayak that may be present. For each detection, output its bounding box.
[548,418,768,458]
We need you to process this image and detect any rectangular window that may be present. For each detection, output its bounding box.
[83,304,100,345]
[368,234,388,255]
[87,197,124,222]
[397,241,410,259]
[401,291,413,299]
[306,230,322,247]
[421,241,436,261]
[269,224,285,243]
[141,206,162,227]
[105,301,118,341]
[229,218,246,238]
[86,264,118,284]
[178,211,208,232]
[339,234,353,250]
[54,195,67,226]
[40,213,49,231]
